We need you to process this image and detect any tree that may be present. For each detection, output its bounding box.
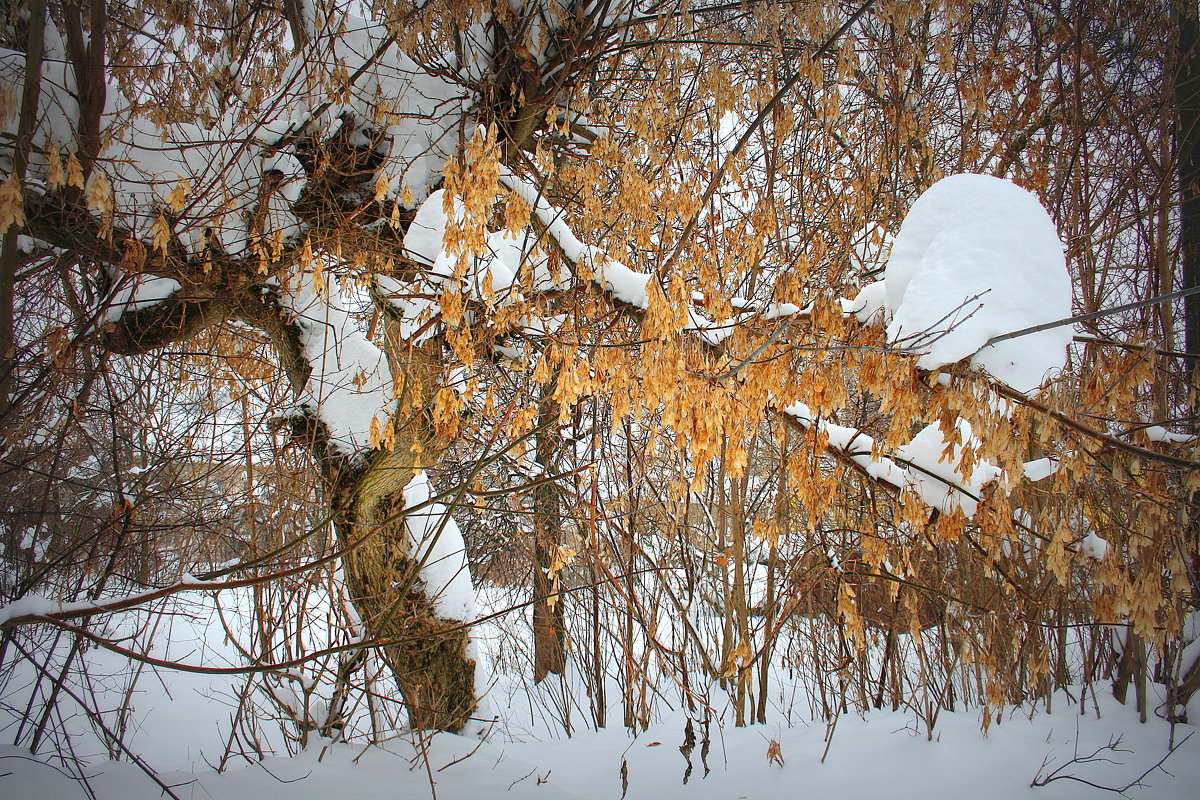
[2,0,1197,740]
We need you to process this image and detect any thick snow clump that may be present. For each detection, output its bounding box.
[883,173,1073,393]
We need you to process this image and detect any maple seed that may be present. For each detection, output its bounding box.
[0,175,25,232]
[767,740,784,766]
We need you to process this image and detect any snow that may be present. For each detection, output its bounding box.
[400,472,490,713]
[0,582,181,627]
[1142,426,1198,445]
[394,187,562,326]
[401,472,476,624]
[894,419,1003,517]
[839,279,887,324]
[8,13,467,263]
[882,174,1074,393]
[4,586,1197,800]
[403,190,452,266]
[1023,457,1060,482]
[783,404,1001,517]
[1077,531,1109,560]
[101,275,183,324]
[375,274,442,344]
[591,253,652,308]
[498,169,648,307]
[0,594,60,626]
[686,307,736,346]
[2,684,1196,800]
[763,300,808,319]
[280,269,394,451]
[785,402,907,488]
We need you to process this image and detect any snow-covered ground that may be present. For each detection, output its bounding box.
[1,587,1196,799]
[2,685,1195,799]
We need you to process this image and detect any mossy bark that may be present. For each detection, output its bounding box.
[319,339,478,733]
[334,451,478,732]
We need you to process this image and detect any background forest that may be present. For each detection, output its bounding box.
[1,0,1199,797]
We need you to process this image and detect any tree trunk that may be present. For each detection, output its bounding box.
[0,0,46,418]
[532,390,566,683]
[315,337,479,733]
[333,447,478,733]
[1177,0,1200,376]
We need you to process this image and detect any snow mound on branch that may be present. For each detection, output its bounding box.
[840,279,887,324]
[101,275,182,323]
[280,270,393,451]
[895,420,1003,517]
[784,403,1001,517]
[499,169,647,306]
[405,188,561,296]
[884,174,1073,393]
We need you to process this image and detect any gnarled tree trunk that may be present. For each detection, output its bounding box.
[314,337,479,733]
[334,454,478,733]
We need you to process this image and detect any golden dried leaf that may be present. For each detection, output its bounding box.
[65,153,85,189]
[46,143,64,190]
[120,237,147,273]
[150,212,171,256]
[166,178,191,212]
[0,174,25,233]
[85,170,114,238]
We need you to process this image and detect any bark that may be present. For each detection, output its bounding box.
[1111,626,1144,710]
[1174,3,1200,700]
[1167,647,1200,722]
[304,328,479,733]
[1,0,47,418]
[333,446,478,733]
[532,389,566,683]
[282,0,311,51]
[93,262,481,732]
[61,0,107,177]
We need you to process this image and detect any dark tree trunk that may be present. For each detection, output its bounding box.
[321,337,478,733]
[0,0,46,419]
[1178,1,1200,381]
[532,390,566,683]
[1173,0,1200,720]
[334,449,478,733]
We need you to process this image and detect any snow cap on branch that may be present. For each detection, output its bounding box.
[883,173,1073,393]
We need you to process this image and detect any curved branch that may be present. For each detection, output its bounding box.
[100,292,234,355]
[235,294,311,393]
[993,382,1200,469]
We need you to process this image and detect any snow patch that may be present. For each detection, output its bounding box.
[102,275,182,324]
[1142,426,1198,446]
[1023,457,1059,482]
[280,270,393,451]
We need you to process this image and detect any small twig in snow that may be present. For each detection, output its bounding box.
[1031,732,1193,795]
